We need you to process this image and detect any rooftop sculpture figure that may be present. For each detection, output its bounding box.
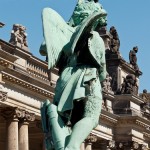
[120,74,138,95]
[9,24,28,49]
[129,46,142,76]
[109,26,120,54]
[40,0,107,150]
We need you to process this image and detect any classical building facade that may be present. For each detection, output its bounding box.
[0,23,150,150]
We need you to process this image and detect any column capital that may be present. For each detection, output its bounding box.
[1,107,35,122]
[107,140,116,150]
[85,133,97,144]
[115,141,149,150]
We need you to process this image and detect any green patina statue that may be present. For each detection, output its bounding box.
[40,0,107,150]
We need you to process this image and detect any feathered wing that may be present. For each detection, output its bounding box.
[40,8,75,69]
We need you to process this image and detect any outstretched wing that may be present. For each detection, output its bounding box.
[40,8,75,69]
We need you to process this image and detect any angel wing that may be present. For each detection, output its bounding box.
[40,8,75,69]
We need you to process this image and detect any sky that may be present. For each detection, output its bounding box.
[0,0,150,92]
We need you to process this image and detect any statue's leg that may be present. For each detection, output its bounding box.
[41,100,71,150]
[65,96,102,150]
[47,103,71,150]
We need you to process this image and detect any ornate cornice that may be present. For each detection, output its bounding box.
[143,132,150,138]
[2,72,54,98]
[135,120,150,129]
[100,113,118,124]
[0,57,14,69]
[118,116,150,133]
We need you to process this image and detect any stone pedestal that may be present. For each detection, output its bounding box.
[19,121,29,150]
[6,118,19,150]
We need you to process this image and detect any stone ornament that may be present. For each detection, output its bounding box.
[107,140,116,150]
[1,107,35,122]
[132,142,139,149]
[102,73,114,94]
[140,89,150,114]
[9,24,29,50]
[141,145,148,150]
[0,90,7,101]
[85,133,97,143]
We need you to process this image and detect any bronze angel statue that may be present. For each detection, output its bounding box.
[40,0,107,150]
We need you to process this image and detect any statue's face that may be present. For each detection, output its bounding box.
[72,1,107,26]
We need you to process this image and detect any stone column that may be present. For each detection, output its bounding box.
[2,108,20,150]
[2,108,35,150]
[6,117,19,150]
[18,110,35,150]
[19,121,29,150]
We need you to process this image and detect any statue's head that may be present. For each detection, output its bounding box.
[70,0,107,27]
[133,46,138,52]
[143,89,147,93]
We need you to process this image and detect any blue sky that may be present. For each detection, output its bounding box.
[0,0,150,92]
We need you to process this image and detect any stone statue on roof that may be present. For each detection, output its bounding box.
[129,46,142,76]
[9,24,29,50]
[40,0,107,150]
[109,26,120,54]
[120,74,138,95]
